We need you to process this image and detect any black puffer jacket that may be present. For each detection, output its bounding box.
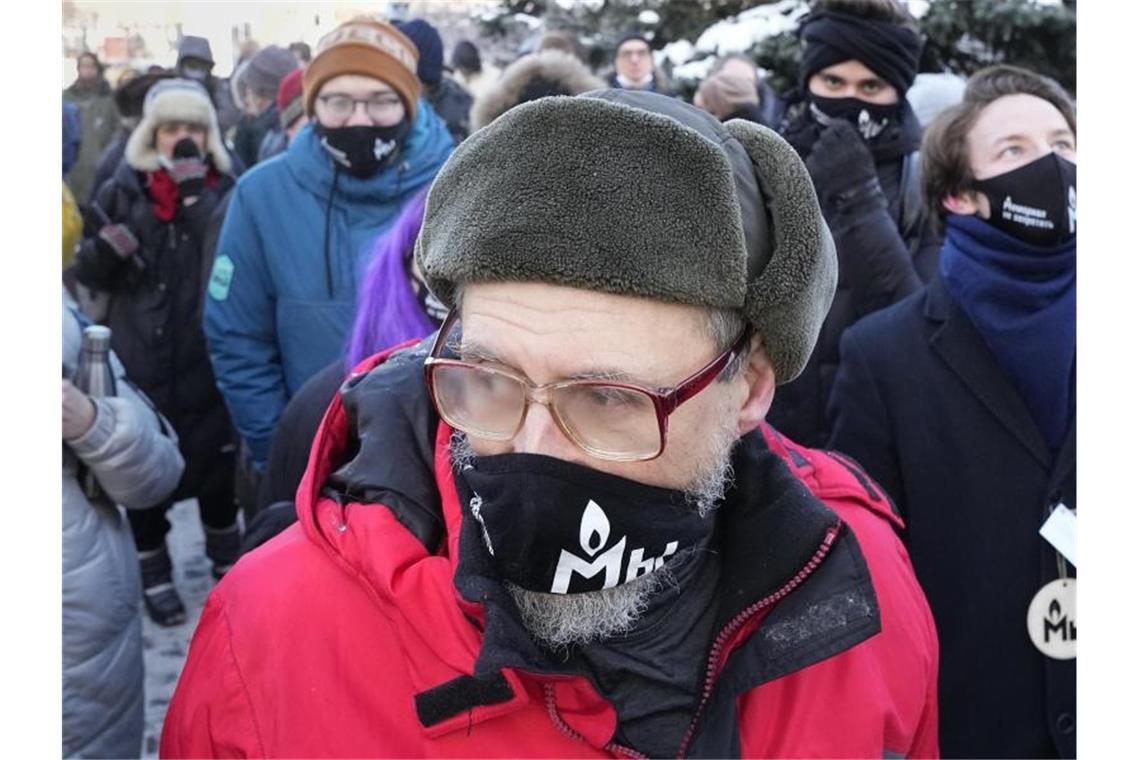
[74,159,236,473]
[771,101,940,447]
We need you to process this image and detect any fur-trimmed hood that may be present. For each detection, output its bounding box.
[470,50,605,132]
[125,78,231,174]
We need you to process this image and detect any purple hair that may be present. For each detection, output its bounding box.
[346,190,436,370]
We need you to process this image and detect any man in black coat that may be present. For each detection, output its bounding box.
[772,0,940,448]
[828,65,1077,758]
[74,79,242,628]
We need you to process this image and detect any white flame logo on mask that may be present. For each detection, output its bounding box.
[550,500,677,594]
[855,108,889,140]
[373,138,397,160]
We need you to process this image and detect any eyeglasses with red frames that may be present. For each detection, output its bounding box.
[423,309,753,462]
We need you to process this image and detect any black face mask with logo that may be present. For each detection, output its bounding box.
[971,152,1077,247]
[314,119,410,178]
[809,94,900,141]
[457,453,714,595]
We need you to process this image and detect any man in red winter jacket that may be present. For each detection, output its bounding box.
[162,89,939,758]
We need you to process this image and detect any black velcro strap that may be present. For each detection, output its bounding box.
[414,672,515,728]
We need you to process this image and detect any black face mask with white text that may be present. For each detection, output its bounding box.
[457,453,713,595]
[809,94,900,141]
[971,152,1077,247]
[315,119,410,178]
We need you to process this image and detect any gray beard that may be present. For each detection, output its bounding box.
[449,416,738,650]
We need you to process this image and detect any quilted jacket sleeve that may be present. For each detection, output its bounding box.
[161,593,265,758]
[66,392,183,510]
[63,302,184,510]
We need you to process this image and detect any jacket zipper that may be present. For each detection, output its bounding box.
[543,683,646,759]
[674,521,842,758]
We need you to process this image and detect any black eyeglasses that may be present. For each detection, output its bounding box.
[423,310,752,462]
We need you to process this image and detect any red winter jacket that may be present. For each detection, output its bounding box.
[162,342,939,758]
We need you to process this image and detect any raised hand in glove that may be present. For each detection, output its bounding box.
[803,120,882,210]
[95,222,140,260]
[166,137,209,201]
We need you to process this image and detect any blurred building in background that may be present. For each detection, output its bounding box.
[61,0,500,87]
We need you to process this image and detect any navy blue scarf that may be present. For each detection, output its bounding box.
[940,215,1076,453]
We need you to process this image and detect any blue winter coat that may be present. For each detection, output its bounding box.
[203,102,454,466]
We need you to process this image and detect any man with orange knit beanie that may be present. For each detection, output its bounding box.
[203,14,454,476]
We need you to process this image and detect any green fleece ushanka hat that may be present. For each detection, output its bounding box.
[415,90,836,384]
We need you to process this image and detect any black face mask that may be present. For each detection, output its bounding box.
[314,120,410,178]
[458,453,714,595]
[405,255,448,326]
[971,152,1077,247]
[809,94,900,141]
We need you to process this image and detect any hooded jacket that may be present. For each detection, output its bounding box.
[63,297,184,758]
[202,104,454,466]
[162,340,939,758]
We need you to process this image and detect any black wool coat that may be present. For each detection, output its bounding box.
[74,160,237,487]
[766,150,941,449]
[827,276,1076,759]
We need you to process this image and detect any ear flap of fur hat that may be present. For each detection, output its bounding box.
[124,78,231,174]
[724,119,837,383]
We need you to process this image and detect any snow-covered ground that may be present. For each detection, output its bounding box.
[138,498,215,757]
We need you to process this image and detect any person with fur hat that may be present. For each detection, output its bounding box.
[165,90,937,757]
[397,18,474,143]
[829,65,1076,758]
[769,0,942,449]
[470,48,605,132]
[90,70,176,203]
[73,78,241,628]
[231,45,297,168]
[202,15,453,477]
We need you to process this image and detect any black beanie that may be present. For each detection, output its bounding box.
[397,19,444,85]
[616,31,650,51]
[797,10,921,97]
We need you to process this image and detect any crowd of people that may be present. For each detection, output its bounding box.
[61,0,1076,757]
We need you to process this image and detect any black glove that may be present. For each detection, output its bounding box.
[803,120,881,208]
[168,138,208,200]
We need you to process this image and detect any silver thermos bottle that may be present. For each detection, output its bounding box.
[73,325,117,500]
